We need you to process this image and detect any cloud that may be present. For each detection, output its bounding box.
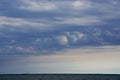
[0,31,87,55]
[16,46,36,54]
[2,0,119,27]
[0,0,120,56]
[55,16,102,26]
[1,45,120,74]
[88,0,120,20]
[0,16,47,27]
[18,0,120,18]
[65,31,87,44]
[0,0,120,74]
[19,0,57,12]
[72,0,91,9]
[0,27,119,56]
[19,0,92,12]
[55,35,68,46]
[0,16,50,31]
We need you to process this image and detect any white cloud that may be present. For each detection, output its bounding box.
[0,16,50,30]
[18,0,92,12]
[19,0,56,12]
[69,35,78,43]
[18,0,120,25]
[35,38,41,43]
[16,46,24,51]
[21,45,120,73]
[65,31,87,43]
[72,0,91,9]
[72,32,85,40]
[17,0,120,18]
[56,35,68,46]
[55,16,101,26]
[0,16,47,26]
[16,46,36,54]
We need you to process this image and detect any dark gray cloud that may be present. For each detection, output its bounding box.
[0,26,120,55]
[0,0,120,55]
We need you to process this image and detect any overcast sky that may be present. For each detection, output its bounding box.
[0,0,120,74]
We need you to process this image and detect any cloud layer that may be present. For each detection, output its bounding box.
[1,46,120,74]
[0,0,120,55]
[0,0,120,74]
[0,27,120,55]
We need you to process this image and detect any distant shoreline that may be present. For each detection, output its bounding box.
[1,74,120,80]
[0,74,120,75]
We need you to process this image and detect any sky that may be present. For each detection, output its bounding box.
[0,0,120,74]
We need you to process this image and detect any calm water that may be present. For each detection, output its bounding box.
[0,74,120,80]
